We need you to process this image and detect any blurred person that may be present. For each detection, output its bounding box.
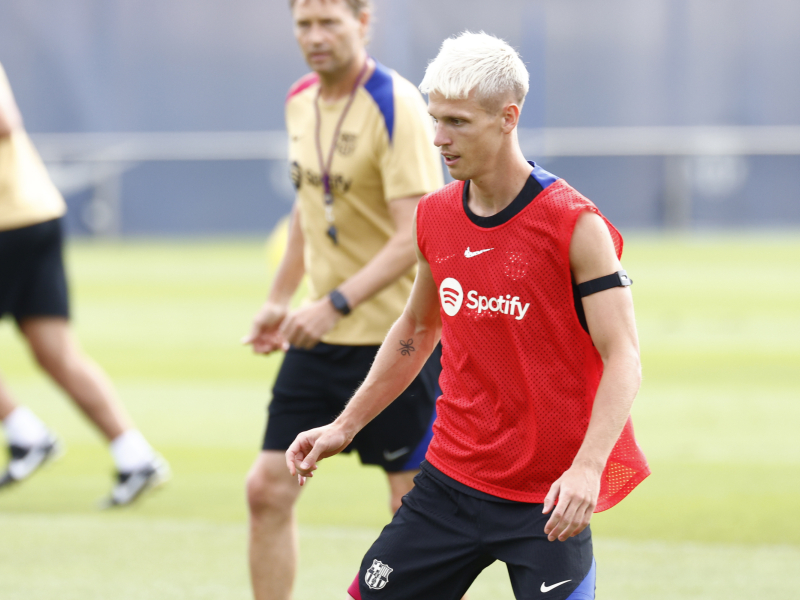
[241,0,443,598]
[286,32,650,600]
[0,61,169,506]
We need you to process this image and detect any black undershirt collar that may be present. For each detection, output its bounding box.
[462,171,544,228]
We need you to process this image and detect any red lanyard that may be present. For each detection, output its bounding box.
[313,59,369,245]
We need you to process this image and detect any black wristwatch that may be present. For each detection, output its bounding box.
[328,289,351,315]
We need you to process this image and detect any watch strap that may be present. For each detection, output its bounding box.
[328,289,351,315]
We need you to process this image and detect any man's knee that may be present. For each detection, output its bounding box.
[21,319,75,376]
[246,453,300,518]
[30,342,72,376]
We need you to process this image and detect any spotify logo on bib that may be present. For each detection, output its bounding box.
[439,278,464,317]
[438,277,531,321]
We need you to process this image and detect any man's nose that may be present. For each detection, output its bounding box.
[433,124,450,148]
[307,23,326,45]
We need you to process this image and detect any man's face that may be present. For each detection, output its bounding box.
[428,91,507,181]
[292,0,367,76]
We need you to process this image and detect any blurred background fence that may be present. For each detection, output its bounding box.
[2,0,799,235]
[27,125,800,237]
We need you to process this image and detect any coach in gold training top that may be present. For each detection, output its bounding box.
[0,61,168,506]
[285,56,442,344]
[241,2,443,600]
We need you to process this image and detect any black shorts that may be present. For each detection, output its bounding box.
[262,342,441,472]
[352,462,595,600]
[0,218,70,324]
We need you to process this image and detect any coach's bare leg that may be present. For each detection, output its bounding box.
[19,317,130,441]
[247,450,304,600]
[0,375,19,420]
[0,373,52,447]
[386,470,417,514]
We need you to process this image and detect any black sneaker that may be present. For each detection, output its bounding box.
[0,435,63,489]
[100,456,171,508]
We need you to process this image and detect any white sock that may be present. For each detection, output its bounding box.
[2,407,50,447]
[110,430,156,472]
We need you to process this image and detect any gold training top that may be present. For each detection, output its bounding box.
[0,62,66,231]
[285,62,443,345]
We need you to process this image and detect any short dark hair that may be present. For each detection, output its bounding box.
[289,0,372,17]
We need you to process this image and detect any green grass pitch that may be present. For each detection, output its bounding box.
[1,233,799,599]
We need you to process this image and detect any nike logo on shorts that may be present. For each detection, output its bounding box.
[540,580,571,593]
[464,247,494,258]
[383,447,410,462]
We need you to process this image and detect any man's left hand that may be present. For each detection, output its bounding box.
[278,297,342,349]
[542,462,602,542]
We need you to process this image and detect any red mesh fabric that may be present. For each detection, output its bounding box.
[417,179,649,511]
[595,416,649,511]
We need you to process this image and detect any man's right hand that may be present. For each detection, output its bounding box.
[285,424,352,485]
[241,302,289,354]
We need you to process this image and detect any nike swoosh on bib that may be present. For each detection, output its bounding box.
[540,580,571,593]
[464,247,494,258]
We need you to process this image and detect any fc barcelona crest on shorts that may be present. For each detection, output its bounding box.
[365,559,393,590]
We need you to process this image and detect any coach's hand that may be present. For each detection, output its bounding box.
[278,297,342,350]
[542,461,602,542]
[286,424,352,485]
[242,301,289,354]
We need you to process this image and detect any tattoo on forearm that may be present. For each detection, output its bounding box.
[398,339,415,356]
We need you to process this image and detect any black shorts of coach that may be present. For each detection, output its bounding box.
[0,218,70,324]
[354,462,596,600]
[262,342,441,472]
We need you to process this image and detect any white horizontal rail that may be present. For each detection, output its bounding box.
[518,126,800,157]
[29,126,800,163]
[32,131,289,162]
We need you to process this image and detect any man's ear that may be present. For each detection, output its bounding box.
[500,102,521,134]
[358,9,371,37]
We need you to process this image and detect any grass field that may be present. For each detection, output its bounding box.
[1,233,799,599]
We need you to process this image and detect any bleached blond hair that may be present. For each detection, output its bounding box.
[419,31,529,111]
